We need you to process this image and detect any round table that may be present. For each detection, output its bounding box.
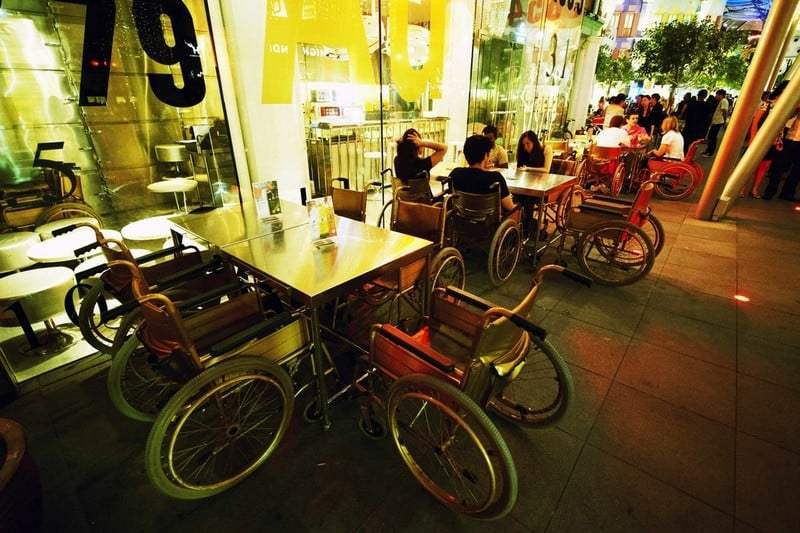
[148,178,198,213]
[74,248,150,278]
[120,216,175,241]
[0,232,41,273]
[34,217,99,240]
[26,227,122,264]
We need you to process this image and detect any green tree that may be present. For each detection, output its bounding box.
[595,45,635,95]
[633,19,747,104]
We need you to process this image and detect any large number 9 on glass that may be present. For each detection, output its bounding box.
[131,0,206,107]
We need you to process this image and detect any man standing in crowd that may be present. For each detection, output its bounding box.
[703,89,729,156]
[683,89,712,153]
[763,105,800,201]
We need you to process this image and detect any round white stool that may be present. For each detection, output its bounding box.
[26,227,123,264]
[148,179,198,213]
[0,232,41,273]
[120,216,174,241]
[0,267,76,354]
[34,217,99,240]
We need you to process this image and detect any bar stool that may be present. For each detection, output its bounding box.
[147,179,198,213]
[26,227,123,264]
[35,217,99,240]
[0,267,76,354]
[0,232,41,274]
[120,216,174,242]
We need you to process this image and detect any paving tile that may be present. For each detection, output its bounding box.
[647,284,737,329]
[634,308,736,370]
[617,339,736,427]
[547,445,733,533]
[657,262,736,300]
[737,334,800,393]
[738,374,800,454]
[736,432,800,532]
[41,481,91,533]
[738,302,800,348]
[664,247,737,279]
[589,383,735,513]
[737,249,800,286]
[736,277,800,316]
[555,363,612,441]
[0,391,53,439]
[673,234,736,259]
[541,313,630,378]
[679,223,738,244]
[552,292,646,337]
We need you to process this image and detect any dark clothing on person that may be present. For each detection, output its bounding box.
[394,155,432,183]
[705,123,723,155]
[516,147,545,168]
[683,99,712,153]
[649,103,666,131]
[449,167,510,198]
[763,139,800,200]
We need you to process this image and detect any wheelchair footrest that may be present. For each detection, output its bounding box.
[209,312,296,357]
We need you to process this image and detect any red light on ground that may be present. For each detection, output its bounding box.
[734,294,750,302]
[794,206,800,212]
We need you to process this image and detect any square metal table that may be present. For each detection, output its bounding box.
[221,217,434,428]
[169,200,309,247]
[503,170,578,263]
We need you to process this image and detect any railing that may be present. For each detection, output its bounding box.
[306,117,448,196]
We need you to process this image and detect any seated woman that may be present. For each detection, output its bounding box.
[516,131,546,169]
[595,115,631,148]
[393,128,447,183]
[450,135,517,213]
[625,113,651,146]
[648,116,684,160]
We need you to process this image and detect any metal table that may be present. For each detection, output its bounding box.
[169,199,309,247]
[504,170,578,263]
[221,217,434,428]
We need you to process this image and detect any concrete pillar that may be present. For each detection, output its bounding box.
[567,35,605,133]
[714,73,800,218]
[695,0,800,220]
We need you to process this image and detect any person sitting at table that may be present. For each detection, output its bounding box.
[450,135,517,213]
[595,115,631,148]
[648,116,684,160]
[481,125,509,168]
[515,130,546,169]
[625,113,651,146]
[394,128,447,183]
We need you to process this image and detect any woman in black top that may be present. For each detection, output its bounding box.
[515,130,545,168]
[393,128,447,183]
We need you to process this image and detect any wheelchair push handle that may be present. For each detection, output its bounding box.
[485,306,548,341]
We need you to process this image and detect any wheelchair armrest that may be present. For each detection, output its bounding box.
[137,245,200,266]
[443,286,494,310]
[209,312,296,357]
[152,255,224,289]
[485,307,548,340]
[376,325,455,373]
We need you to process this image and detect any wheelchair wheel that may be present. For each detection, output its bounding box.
[107,335,181,422]
[430,247,465,291]
[145,357,294,499]
[386,374,517,520]
[34,202,102,226]
[653,164,696,200]
[488,219,521,287]
[377,200,393,228]
[640,213,665,257]
[574,159,587,187]
[488,337,573,428]
[577,220,654,286]
[610,165,625,196]
[77,279,119,353]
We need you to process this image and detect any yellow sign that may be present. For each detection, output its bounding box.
[262,0,448,104]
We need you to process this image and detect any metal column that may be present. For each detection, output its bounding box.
[695,0,800,220]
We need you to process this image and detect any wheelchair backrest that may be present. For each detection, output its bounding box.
[472,282,539,363]
[451,186,500,223]
[628,180,657,226]
[392,197,447,245]
[589,145,622,163]
[331,187,367,222]
[684,139,704,163]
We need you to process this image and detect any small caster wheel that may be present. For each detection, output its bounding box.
[303,399,323,423]
[358,415,387,440]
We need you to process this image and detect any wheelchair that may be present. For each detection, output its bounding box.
[574,145,626,197]
[446,184,522,286]
[355,195,465,325]
[67,224,238,354]
[355,264,588,519]
[377,169,446,228]
[645,139,705,200]
[108,259,309,499]
[552,179,660,286]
